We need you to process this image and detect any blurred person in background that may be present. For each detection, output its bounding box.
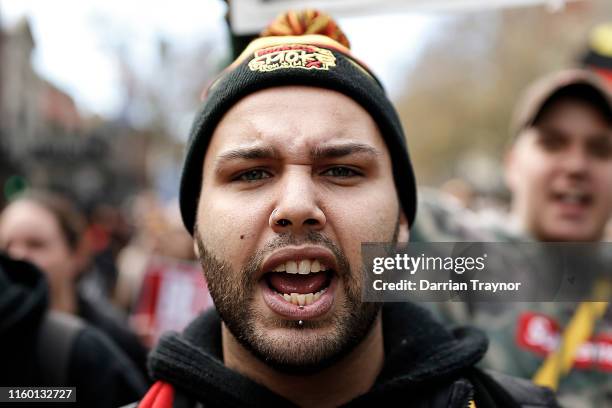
[113,191,164,313]
[81,203,131,303]
[415,69,612,407]
[0,190,150,380]
[0,251,147,407]
[504,69,612,242]
[114,192,195,313]
[114,193,197,347]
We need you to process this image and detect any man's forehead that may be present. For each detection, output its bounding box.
[206,88,386,159]
[535,96,612,125]
[211,120,360,149]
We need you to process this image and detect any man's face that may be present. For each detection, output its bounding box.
[505,97,612,241]
[194,86,407,372]
[0,200,78,285]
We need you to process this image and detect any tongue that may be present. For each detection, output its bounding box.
[267,273,328,294]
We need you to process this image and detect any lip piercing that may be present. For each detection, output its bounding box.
[298,306,304,310]
[298,320,304,326]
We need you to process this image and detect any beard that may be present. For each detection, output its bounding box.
[194,221,398,374]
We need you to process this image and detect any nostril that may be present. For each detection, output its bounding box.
[276,219,291,227]
[304,219,319,226]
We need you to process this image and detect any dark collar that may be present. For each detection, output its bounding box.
[149,303,487,406]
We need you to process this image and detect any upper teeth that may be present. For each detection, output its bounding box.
[559,192,587,203]
[272,259,327,274]
[562,196,581,204]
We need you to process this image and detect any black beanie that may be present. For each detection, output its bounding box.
[179,12,417,235]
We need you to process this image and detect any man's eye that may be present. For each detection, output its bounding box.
[234,169,271,182]
[537,131,566,151]
[588,138,612,159]
[321,166,361,178]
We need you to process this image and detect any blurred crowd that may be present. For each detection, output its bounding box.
[0,188,198,406]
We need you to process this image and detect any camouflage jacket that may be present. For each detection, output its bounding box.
[412,190,612,408]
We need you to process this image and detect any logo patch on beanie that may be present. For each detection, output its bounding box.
[248,44,336,73]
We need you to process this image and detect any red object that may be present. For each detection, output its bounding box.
[131,256,214,345]
[85,224,110,253]
[591,67,612,90]
[139,381,174,408]
[516,311,612,372]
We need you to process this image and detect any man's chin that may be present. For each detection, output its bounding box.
[222,298,381,375]
[243,300,354,373]
[247,322,352,374]
[539,221,599,242]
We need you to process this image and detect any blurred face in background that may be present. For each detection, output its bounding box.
[505,97,612,241]
[0,199,80,287]
[194,86,407,372]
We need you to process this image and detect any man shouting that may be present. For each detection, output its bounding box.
[134,10,557,408]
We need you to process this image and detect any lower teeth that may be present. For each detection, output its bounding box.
[279,288,327,306]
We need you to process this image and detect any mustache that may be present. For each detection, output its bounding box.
[261,231,336,253]
[247,231,350,280]
[194,226,351,285]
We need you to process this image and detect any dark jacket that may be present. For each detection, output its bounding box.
[78,290,149,379]
[0,253,147,408]
[135,303,558,407]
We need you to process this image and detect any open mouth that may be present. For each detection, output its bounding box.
[552,191,592,207]
[264,259,334,306]
[551,190,593,218]
[259,257,338,320]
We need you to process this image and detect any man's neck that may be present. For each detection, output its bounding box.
[222,316,384,407]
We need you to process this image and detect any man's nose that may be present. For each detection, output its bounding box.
[562,145,590,179]
[269,168,326,234]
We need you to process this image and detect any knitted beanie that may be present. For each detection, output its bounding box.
[180,10,417,234]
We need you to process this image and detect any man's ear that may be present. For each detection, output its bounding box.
[192,225,201,258]
[397,211,410,244]
[503,147,517,192]
[193,238,200,259]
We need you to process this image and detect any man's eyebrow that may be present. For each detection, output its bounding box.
[213,143,379,171]
[310,143,380,160]
[215,146,279,166]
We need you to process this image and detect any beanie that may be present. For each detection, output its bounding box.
[179,9,417,234]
